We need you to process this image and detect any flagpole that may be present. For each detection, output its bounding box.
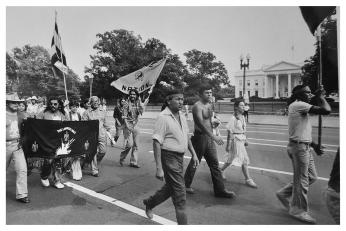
[55,11,68,101]
[316,26,323,148]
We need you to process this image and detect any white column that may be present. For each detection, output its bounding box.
[275,74,279,98]
[264,75,267,98]
[287,73,292,97]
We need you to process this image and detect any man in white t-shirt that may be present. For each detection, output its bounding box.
[276,85,331,224]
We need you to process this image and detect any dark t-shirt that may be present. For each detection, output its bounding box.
[328,148,340,193]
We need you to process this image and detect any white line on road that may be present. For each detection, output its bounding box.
[150,151,329,182]
[141,131,337,153]
[64,181,177,225]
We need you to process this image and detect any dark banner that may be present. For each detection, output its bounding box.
[23,118,99,160]
[300,6,336,34]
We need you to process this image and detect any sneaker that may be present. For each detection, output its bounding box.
[186,187,195,194]
[276,192,290,210]
[245,179,258,188]
[17,197,30,203]
[53,181,65,189]
[143,199,153,219]
[92,172,99,177]
[289,211,316,224]
[41,178,50,187]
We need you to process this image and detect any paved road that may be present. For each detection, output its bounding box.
[6,118,339,225]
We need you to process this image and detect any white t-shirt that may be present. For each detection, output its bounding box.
[288,100,313,142]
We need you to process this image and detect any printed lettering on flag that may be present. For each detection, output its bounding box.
[110,58,167,94]
[23,119,99,161]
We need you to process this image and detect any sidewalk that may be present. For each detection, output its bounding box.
[140,111,339,128]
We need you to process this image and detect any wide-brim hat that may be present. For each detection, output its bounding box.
[31,96,38,100]
[6,93,24,102]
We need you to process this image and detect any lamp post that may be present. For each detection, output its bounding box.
[240,54,250,102]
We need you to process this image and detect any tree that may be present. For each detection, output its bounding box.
[6,45,81,98]
[85,29,188,103]
[183,49,230,99]
[302,15,338,94]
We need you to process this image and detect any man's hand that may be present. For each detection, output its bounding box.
[313,144,325,156]
[314,86,327,98]
[214,135,224,145]
[155,167,164,181]
[192,155,199,168]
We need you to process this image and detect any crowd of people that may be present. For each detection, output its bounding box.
[6,84,339,225]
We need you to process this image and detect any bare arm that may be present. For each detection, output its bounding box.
[309,97,331,115]
[153,139,164,181]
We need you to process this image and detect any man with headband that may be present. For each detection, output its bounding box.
[276,85,331,224]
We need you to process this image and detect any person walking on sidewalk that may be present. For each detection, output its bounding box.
[220,100,257,188]
[143,90,199,225]
[6,93,30,203]
[184,84,236,198]
[276,85,331,224]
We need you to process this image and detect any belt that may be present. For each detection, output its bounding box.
[6,139,20,144]
[289,139,311,145]
[161,149,185,156]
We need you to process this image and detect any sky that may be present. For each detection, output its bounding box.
[6,6,317,84]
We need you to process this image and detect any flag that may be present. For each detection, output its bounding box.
[300,6,336,34]
[23,118,99,161]
[110,58,167,94]
[50,11,68,75]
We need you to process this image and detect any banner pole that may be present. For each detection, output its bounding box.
[63,72,68,101]
[317,26,323,148]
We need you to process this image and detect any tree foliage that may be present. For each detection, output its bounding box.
[301,15,338,94]
[183,49,230,101]
[6,45,81,99]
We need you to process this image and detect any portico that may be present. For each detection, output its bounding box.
[234,61,303,99]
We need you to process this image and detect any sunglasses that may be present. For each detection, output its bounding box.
[50,103,59,106]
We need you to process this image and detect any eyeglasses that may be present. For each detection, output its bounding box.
[50,103,59,106]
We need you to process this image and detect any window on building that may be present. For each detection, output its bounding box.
[239,91,242,97]
[248,91,250,97]
[255,91,258,97]
[255,80,258,86]
[247,80,250,86]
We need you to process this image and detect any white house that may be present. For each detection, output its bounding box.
[234,61,303,98]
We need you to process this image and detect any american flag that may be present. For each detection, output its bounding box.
[50,11,68,75]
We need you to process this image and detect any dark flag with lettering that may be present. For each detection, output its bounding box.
[300,6,336,34]
[23,119,99,162]
[50,12,68,77]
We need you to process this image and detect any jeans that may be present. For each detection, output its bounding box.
[184,133,226,194]
[91,135,107,174]
[277,141,318,214]
[6,142,28,199]
[145,149,187,225]
[120,127,139,165]
[325,187,340,224]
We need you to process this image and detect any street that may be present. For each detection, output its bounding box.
[6,118,339,225]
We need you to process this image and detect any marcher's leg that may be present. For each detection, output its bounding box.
[184,135,204,189]
[120,128,132,165]
[290,144,310,213]
[203,138,227,194]
[12,148,28,199]
[41,159,52,180]
[91,154,99,175]
[220,162,231,179]
[276,145,294,208]
[164,153,187,225]
[52,159,64,189]
[96,136,107,163]
[129,129,139,166]
[6,144,14,169]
